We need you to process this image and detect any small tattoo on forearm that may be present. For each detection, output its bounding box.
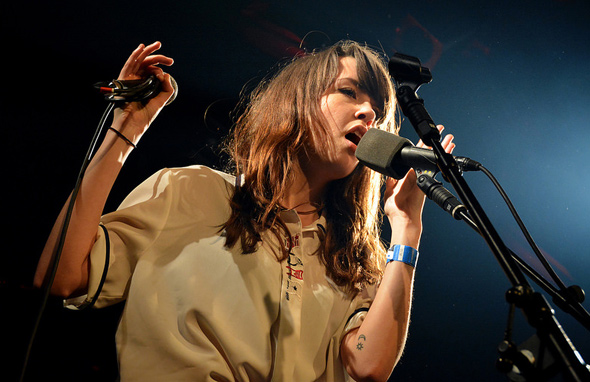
[357,334,367,350]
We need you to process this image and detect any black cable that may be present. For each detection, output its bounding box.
[476,164,569,293]
[95,76,162,104]
[20,102,116,382]
[457,210,590,329]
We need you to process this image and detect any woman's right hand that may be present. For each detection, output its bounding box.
[111,41,174,145]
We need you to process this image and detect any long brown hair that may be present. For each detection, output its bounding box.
[223,40,398,295]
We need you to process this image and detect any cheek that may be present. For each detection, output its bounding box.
[320,96,331,122]
[320,96,342,134]
[303,98,338,159]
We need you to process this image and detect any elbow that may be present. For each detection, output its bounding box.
[33,277,79,299]
[347,369,392,382]
[345,359,394,382]
[342,332,399,382]
[32,270,44,290]
[33,265,87,299]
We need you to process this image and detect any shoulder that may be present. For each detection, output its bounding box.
[162,165,235,191]
[119,165,236,210]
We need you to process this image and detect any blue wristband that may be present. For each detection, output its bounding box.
[386,245,419,268]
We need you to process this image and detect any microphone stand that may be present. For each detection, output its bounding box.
[417,172,590,331]
[389,53,590,381]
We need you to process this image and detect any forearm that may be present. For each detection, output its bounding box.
[344,126,454,380]
[342,218,420,381]
[388,215,422,249]
[34,130,134,297]
[34,42,174,296]
[342,261,415,381]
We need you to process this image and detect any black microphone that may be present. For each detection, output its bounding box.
[95,74,178,105]
[355,128,480,179]
[355,128,471,220]
[416,173,468,220]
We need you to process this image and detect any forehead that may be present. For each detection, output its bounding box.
[336,56,359,80]
[333,56,373,101]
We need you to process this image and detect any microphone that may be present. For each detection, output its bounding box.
[95,74,178,105]
[355,128,471,220]
[416,173,467,220]
[355,128,480,179]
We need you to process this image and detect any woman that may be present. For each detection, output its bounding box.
[35,40,455,381]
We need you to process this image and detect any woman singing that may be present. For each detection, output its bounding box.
[35,40,455,381]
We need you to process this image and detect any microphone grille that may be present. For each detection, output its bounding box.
[165,75,178,106]
[356,128,413,179]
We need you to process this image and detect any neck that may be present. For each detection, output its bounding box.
[280,161,327,225]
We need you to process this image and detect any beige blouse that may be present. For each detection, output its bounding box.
[70,165,374,381]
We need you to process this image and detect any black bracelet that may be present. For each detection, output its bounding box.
[108,127,137,148]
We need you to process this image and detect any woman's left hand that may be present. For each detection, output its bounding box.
[383,125,456,247]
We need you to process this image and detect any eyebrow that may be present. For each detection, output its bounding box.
[337,78,375,98]
[336,78,372,97]
[336,77,361,87]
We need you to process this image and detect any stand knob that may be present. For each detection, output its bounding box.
[496,340,517,374]
[496,357,514,374]
[565,285,585,304]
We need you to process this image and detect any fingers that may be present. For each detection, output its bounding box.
[136,42,162,65]
[398,168,418,194]
[441,133,456,154]
[142,56,174,80]
[119,42,174,80]
[120,43,146,74]
[156,72,175,97]
[384,169,418,198]
[415,124,455,153]
[436,124,456,154]
[383,176,398,199]
[383,168,425,222]
[119,43,151,78]
[130,42,162,73]
[416,124,444,148]
[143,54,174,68]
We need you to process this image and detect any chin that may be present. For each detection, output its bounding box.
[330,160,359,181]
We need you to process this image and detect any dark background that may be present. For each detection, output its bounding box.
[2,1,589,381]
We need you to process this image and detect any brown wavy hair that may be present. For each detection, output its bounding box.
[222,40,398,295]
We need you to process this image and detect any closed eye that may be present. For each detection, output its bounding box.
[339,88,357,99]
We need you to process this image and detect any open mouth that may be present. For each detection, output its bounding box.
[345,133,361,146]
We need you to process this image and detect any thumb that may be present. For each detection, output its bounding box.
[384,177,398,199]
[156,72,177,106]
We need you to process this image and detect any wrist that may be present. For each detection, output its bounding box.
[108,127,137,148]
[386,245,419,268]
[388,216,422,249]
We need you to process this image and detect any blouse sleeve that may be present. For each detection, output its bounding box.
[342,284,377,335]
[65,165,234,309]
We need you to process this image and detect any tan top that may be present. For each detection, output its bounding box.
[72,165,374,381]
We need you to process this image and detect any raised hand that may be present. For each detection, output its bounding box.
[111,42,174,145]
[383,125,455,247]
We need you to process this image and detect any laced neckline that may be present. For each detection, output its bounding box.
[279,201,324,216]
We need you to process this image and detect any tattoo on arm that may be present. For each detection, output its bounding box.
[356,334,367,350]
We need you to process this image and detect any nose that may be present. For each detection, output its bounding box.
[355,101,376,126]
